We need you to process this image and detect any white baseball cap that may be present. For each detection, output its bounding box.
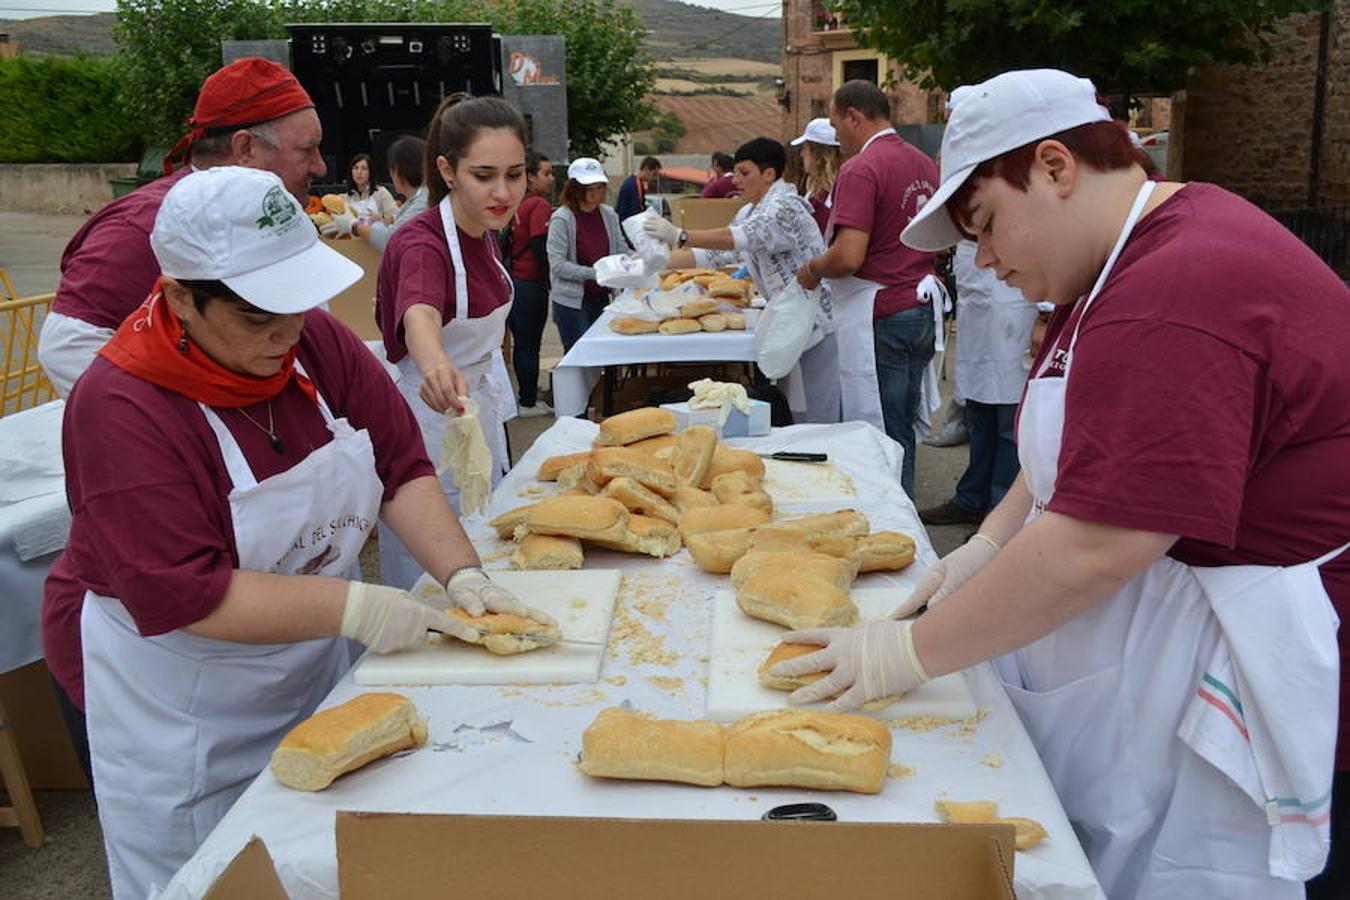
[790,117,838,147]
[151,166,362,314]
[901,69,1112,252]
[567,157,608,186]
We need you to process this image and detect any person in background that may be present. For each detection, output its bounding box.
[344,152,398,226]
[790,117,841,235]
[508,148,556,416]
[44,166,541,899]
[547,157,624,351]
[643,137,839,424]
[616,155,661,222]
[700,151,740,198]
[919,239,1037,525]
[796,79,940,498]
[374,94,527,589]
[348,135,428,252]
[773,67,1350,900]
[37,57,327,397]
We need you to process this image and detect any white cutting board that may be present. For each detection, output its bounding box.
[705,588,978,722]
[352,569,622,686]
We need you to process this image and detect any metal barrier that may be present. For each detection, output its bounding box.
[0,284,58,417]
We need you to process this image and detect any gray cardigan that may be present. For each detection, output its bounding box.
[546,203,624,309]
[367,185,429,253]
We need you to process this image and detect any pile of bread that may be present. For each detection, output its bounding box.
[306,194,347,231]
[610,267,754,336]
[579,706,891,794]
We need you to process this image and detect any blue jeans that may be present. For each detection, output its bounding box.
[553,295,608,353]
[509,278,548,406]
[954,400,1020,511]
[873,304,935,497]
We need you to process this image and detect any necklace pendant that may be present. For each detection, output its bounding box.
[270,434,285,454]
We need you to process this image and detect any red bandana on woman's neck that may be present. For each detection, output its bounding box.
[99,281,317,408]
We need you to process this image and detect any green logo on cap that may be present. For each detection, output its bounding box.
[255,186,297,229]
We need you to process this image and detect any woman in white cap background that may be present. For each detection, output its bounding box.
[42,166,542,899]
[769,68,1350,898]
[374,94,528,590]
[546,156,625,351]
[790,116,841,236]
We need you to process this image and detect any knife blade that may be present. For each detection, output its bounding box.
[428,627,605,648]
[756,451,828,463]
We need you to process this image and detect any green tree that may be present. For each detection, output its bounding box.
[829,0,1330,102]
[114,0,654,155]
[0,55,141,162]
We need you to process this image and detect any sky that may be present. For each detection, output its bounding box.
[0,0,780,21]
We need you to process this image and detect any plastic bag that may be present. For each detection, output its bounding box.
[754,279,818,379]
[594,254,656,290]
[621,208,665,257]
[437,396,492,515]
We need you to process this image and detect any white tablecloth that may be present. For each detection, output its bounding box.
[0,400,69,673]
[551,309,757,416]
[159,418,1105,900]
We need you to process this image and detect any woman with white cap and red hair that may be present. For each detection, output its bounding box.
[769,68,1350,898]
[43,166,541,898]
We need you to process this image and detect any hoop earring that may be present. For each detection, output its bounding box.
[177,319,190,354]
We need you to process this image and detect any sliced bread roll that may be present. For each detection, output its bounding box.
[747,529,859,559]
[672,425,717,488]
[680,298,719,319]
[627,433,678,457]
[723,709,891,794]
[723,311,746,330]
[523,495,630,543]
[710,470,773,514]
[659,317,703,336]
[447,607,561,654]
[601,476,680,524]
[555,462,602,495]
[730,550,859,593]
[735,573,858,630]
[489,504,534,540]
[270,693,427,792]
[536,451,592,482]
[587,446,677,496]
[698,313,727,332]
[757,642,826,691]
[578,707,724,787]
[511,533,584,570]
[854,531,917,573]
[754,509,869,541]
[684,525,756,574]
[700,445,765,488]
[677,503,771,541]
[591,514,682,558]
[594,407,677,447]
[610,316,660,335]
[671,485,718,514]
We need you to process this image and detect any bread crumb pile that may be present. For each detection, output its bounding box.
[887,763,917,778]
[980,752,1004,768]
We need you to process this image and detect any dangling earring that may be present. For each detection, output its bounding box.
[177,319,190,353]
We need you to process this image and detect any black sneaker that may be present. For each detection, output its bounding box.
[918,500,986,526]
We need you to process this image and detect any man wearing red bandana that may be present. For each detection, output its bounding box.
[37,57,327,396]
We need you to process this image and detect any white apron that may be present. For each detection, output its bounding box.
[1002,181,1342,899]
[82,378,383,900]
[378,196,516,589]
[825,274,885,430]
[952,240,1037,406]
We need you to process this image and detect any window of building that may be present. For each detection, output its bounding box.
[842,57,878,84]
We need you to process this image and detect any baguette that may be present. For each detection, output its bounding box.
[579,707,725,787]
[523,495,630,543]
[659,317,702,336]
[672,425,717,488]
[677,503,770,540]
[591,514,682,558]
[270,693,427,791]
[447,607,561,654]
[700,445,765,488]
[609,316,661,335]
[730,551,859,594]
[754,509,869,541]
[710,470,773,514]
[684,526,756,574]
[735,573,858,629]
[723,709,891,794]
[601,476,680,524]
[679,298,719,319]
[671,485,718,514]
[536,451,592,482]
[854,531,917,573]
[489,504,534,540]
[594,406,677,447]
[511,533,584,571]
[698,313,727,332]
[587,446,677,496]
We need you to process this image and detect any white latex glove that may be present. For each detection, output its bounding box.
[320,207,357,238]
[445,566,557,628]
[773,620,930,710]
[642,215,681,247]
[640,245,671,275]
[340,582,473,652]
[889,533,1000,619]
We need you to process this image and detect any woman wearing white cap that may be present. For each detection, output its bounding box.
[790,117,841,236]
[42,166,542,898]
[769,68,1350,898]
[546,157,624,350]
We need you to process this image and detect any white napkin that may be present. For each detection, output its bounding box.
[688,378,749,427]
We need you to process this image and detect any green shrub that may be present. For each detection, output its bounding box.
[0,55,141,162]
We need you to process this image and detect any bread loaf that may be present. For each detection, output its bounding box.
[447,607,561,654]
[609,316,661,335]
[579,707,724,787]
[723,312,746,329]
[523,495,630,543]
[489,504,534,540]
[710,471,773,514]
[555,463,601,495]
[536,451,593,482]
[754,509,869,541]
[591,514,682,558]
[699,313,727,332]
[270,693,427,791]
[587,447,677,496]
[672,425,717,488]
[748,529,859,560]
[659,317,703,335]
[677,503,770,540]
[684,526,756,574]
[700,445,765,488]
[735,573,858,629]
[511,533,584,571]
[594,407,677,447]
[671,485,718,514]
[680,298,719,319]
[757,641,826,691]
[723,709,891,794]
[320,193,347,215]
[601,476,680,524]
[628,433,678,457]
[730,551,859,594]
[854,531,917,573]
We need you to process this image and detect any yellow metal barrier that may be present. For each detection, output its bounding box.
[1,292,58,416]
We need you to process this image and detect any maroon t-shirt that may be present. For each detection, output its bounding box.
[574,207,610,299]
[701,173,740,199]
[828,132,938,317]
[1026,183,1350,768]
[509,194,552,284]
[52,167,193,327]
[375,205,512,363]
[809,190,831,237]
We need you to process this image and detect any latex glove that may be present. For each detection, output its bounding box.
[445,566,558,628]
[320,207,357,238]
[889,533,1000,619]
[640,245,671,275]
[340,582,473,652]
[773,620,929,710]
[420,360,468,414]
[642,215,681,247]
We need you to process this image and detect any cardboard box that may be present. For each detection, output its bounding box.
[662,398,770,437]
[320,236,383,341]
[671,197,747,230]
[203,836,287,900]
[0,660,87,789]
[335,812,1017,899]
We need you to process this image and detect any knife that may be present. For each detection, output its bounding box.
[757,451,828,463]
[428,627,605,648]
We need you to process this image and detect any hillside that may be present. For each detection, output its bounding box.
[0,2,780,63]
